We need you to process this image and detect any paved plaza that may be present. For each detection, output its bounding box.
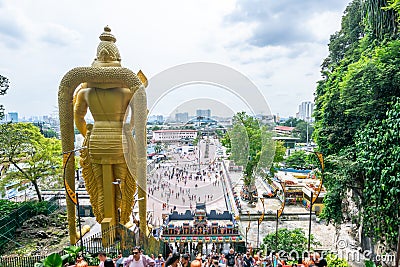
[146,139,229,225]
[145,138,337,251]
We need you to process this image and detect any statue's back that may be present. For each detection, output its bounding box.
[86,87,133,122]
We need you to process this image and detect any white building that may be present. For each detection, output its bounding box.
[297,101,314,122]
[152,129,197,142]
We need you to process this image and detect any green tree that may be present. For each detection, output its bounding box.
[325,254,350,267]
[282,117,301,127]
[151,125,161,131]
[285,150,308,169]
[192,136,199,146]
[319,150,362,225]
[0,123,62,201]
[259,141,286,183]
[223,112,276,187]
[385,0,400,19]
[215,129,225,138]
[293,120,314,143]
[154,142,163,153]
[261,228,320,260]
[42,128,58,138]
[0,75,9,120]
[273,141,286,162]
[354,100,400,247]
[364,0,398,41]
[313,0,400,250]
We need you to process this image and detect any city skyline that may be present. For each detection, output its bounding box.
[1,1,351,118]
[4,97,314,124]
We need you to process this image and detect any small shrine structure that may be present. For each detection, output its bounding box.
[160,203,243,254]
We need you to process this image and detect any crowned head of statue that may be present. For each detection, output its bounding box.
[92,26,122,67]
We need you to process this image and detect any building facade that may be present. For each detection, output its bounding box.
[7,112,18,122]
[196,109,211,118]
[297,101,314,121]
[148,115,164,123]
[152,129,197,142]
[175,112,189,123]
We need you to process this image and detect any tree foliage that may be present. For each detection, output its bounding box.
[284,150,316,169]
[0,199,57,217]
[0,75,9,120]
[261,228,320,259]
[385,0,400,20]
[363,0,398,40]
[222,112,278,186]
[293,121,314,143]
[280,118,314,143]
[313,0,400,248]
[281,117,301,127]
[355,100,400,247]
[0,123,62,201]
[325,254,350,267]
[154,142,163,154]
[273,141,286,165]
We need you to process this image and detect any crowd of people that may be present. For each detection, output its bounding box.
[118,247,327,267]
[156,248,328,267]
[91,247,328,267]
[73,240,327,267]
[147,147,225,213]
[81,141,329,267]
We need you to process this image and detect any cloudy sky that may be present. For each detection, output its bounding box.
[0,0,351,119]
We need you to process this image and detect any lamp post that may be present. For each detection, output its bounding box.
[308,192,313,253]
[307,152,325,254]
[197,116,203,173]
[275,179,286,252]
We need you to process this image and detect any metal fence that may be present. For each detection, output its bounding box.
[81,223,164,258]
[0,255,44,267]
[0,193,61,250]
[0,215,164,267]
[81,223,138,256]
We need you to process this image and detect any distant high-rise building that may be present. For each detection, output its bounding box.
[148,115,164,123]
[297,101,314,122]
[156,115,164,123]
[196,109,211,118]
[8,112,18,122]
[175,112,189,123]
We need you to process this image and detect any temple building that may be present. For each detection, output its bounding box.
[152,129,197,142]
[160,203,244,254]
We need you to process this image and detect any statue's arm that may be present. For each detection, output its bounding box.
[74,89,88,136]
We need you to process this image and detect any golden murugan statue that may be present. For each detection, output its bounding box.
[58,26,148,244]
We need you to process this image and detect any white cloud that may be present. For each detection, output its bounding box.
[306,11,344,42]
[0,0,352,118]
[40,23,80,46]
